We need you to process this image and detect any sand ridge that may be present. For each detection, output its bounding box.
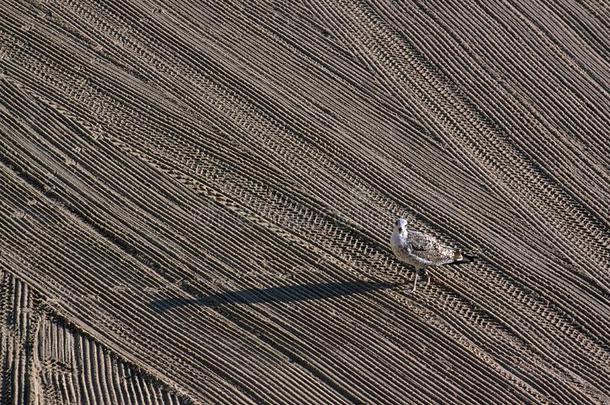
[1,0,609,403]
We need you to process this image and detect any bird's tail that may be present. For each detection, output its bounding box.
[454,251,476,263]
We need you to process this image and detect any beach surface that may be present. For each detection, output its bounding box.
[1,1,609,403]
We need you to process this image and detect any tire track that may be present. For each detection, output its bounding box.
[0,149,354,400]
[0,102,540,402]
[0,271,194,405]
[0,95,600,400]
[382,0,610,213]
[308,0,607,328]
[0,30,600,400]
[0,269,40,405]
[1,0,609,403]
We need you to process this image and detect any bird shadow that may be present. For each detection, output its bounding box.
[149,280,397,312]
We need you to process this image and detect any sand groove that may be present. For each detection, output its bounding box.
[0,270,192,404]
[1,0,609,403]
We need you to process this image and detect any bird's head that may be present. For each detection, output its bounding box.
[393,218,408,235]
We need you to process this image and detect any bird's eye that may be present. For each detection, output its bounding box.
[395,220,400,226]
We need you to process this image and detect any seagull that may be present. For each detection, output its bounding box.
[390,217,471,293]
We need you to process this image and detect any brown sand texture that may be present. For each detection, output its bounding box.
[1,0,609,403]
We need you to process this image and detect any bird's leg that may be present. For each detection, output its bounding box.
[423,268,431,289]
[406,270,418,294]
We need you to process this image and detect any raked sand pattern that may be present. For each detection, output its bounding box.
[1,0,610,403]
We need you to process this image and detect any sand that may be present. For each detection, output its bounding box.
[1,0,609,403]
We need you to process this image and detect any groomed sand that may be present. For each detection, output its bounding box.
[1,0,609,403]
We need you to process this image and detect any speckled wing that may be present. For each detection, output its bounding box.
[408,231,438,251]
[408,231,458,265]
